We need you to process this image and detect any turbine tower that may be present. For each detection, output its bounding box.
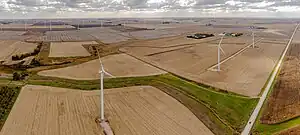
[49,20,52,31]
[96,49,113,121]
[24,20,27,31]
[252,29,255,48]
[217,34,226,71]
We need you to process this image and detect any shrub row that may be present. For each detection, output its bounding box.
[12,44,42,61]
[0,86,20,128]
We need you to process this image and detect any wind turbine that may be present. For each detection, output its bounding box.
[216,34,226,71]
[252,29,255,48]
[24,20,27,31]
[96,49,113,121]
[49,20,52,31]
[209,34,226,71]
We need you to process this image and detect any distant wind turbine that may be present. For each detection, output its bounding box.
[49,20,52,31]
[252,29,255,48]
[217,34,226,71]
[24,20,27,31]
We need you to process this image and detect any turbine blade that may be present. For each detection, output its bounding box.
[103,70,114,77]
[208,45,218,47]
[218,35,225,55]
[96,48,104,68]
[220,46,226,55]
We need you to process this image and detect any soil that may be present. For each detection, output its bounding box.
[49,41,97,57]
[38,53,166,80]
[261,43,300,124]
[0,85,213,135]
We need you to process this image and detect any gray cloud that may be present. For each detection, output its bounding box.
[0,0,300,18]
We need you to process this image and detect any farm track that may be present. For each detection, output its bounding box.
[208,38,263,70]
[242,23,299,135]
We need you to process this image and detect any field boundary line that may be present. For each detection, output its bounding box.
[155,81,236,134]
[146,46,193,56]
[241,23,300,135]
[207,38,263,71]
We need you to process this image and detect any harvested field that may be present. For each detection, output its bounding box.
[38,53,166,80]
[0,24,75,29]
[123,33,286,97]
[263,29,287,36]
[0,40,38,64]
[122,36,221,56]
[122,35,253,87]
[198,41,286,97]
[261,43,300,124]
[292,29,300,43]
[28,31,95,42]
[0,31,32,40]
[0,85,213,135]
[49,41,97,57]
[277,126,300,135]
[27,28,131,43]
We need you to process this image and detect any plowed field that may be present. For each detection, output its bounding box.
[277,126,300,135]
[49,41,97,57]
[0,40,38,63]
[261,43,300,124]
[199,41,286,97]
[38,53,166,80]
[0,85,213,135]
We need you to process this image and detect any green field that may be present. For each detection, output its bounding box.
[0,85,21,130]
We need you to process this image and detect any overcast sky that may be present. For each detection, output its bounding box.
[0,0,300,19]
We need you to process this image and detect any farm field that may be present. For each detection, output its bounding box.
[122,35,254,89]
[27,27,131,43]
[0,85,213,135]
[0,31,33,40]
[198,41,286,97]
[292,28,300,43]
[260,43,300,124]
[38,53,166,80]
[0,40,38,64]
[28,31,95,42]
[49,41,98,57]
[277,126,300,135]
[0,24,75,29]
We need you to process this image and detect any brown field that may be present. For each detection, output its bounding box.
[0,40,38,64]
[277,126,300,135]
[122,35,255,87]
[27,28,132,43]
[49,41,97,57]
[292,28,300,43]
[0,31,33,40]
[0,85,213,135]
[28,31,96,42]
[0,24,75,29]
[261,43,300,124]
[198,41,286,97]
[121,24,291,96]
[38,53,166,80]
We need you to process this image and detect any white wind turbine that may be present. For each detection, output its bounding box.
[252,29,255,48]
[49,20,52,31]
[210,34,226,72]
[96,49,113,121]
[24,20,27,31]
[250,26,255,48]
